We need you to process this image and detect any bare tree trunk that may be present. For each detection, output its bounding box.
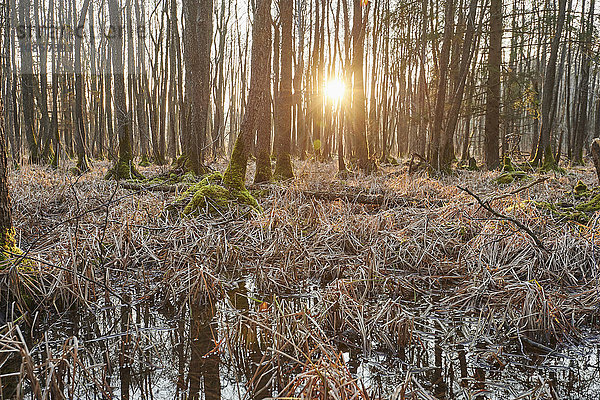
[107,0,142,179]
[532,0,567,168]
[274,0,294,180]
[572,0,595,165]
[484,0,502,169]
[73,0,91,173]
[182,0,213,174]
[253,0,273,183]
[351,0,373,171]
[223,0,272,190]
[18,0,40,163]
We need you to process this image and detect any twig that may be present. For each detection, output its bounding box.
[458,185,548,252]
[487,177,549,203]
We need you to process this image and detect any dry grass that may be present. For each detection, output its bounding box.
[1,159,599,398]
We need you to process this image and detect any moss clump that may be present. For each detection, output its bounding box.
[535,201,590,224]
[106,159,144,181]
[467,157,479,171]
[174,171,260,216]
[575,194,600,213]
[573,181,589,198]
[0,228,34,270]
[501,156,515,172]
[184,185,230,214]
[182,184,260,215]
[495,171,528,184]
[139,154,151,167]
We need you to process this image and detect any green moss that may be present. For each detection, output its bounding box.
[183,185,231,215]
[313,139,322,152]
[274,153,294,181]
[200,171,223,186]
[501,156,515,172]
[223,138,247,191]
[574,181,589,197]
[106,159,144,181]
[575,194,600,212]
[0,228,34,270]
[139,154,151,167]
[182,184,260,215]
[467,157,479,171]
[535,201,590,224]
[495,171,528,184]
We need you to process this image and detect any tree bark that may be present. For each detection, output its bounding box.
[274,0,294,180]
[223,0,272,190]
[484,0,502,169]
[182,0,213,174]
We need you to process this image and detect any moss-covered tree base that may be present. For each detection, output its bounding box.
[106,159,145,181]
[494,156,530,184]
[254,155,273,184]
[172,172,261,216]
[139,154,151,167]
[0,228,34,270]
[274,154,294,181]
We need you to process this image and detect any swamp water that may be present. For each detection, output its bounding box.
[1,279,600,399]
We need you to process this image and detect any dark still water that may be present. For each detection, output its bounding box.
[1,280,600,399]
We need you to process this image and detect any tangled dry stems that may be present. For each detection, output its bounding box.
[1,160,599,398]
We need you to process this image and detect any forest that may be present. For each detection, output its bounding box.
[1,0,600,398]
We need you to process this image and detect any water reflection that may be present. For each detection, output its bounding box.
[1,287,600,399]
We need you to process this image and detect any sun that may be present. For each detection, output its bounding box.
[325,79,345,102]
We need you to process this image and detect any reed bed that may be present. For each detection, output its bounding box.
[1,160,599,398]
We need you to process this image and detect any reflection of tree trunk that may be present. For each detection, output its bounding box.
[119,298,131,400]
[432,340,447,399]
[189,304,221,400]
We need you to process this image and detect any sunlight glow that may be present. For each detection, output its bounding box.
[325,79,345,102]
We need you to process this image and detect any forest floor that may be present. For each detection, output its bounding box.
[2,159,600,399]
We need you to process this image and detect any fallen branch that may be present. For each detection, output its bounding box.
[122,181,447,208]
[487,177,550,203]
[120,181,187,192]
[458,185,548,252]
[300,191,446,208]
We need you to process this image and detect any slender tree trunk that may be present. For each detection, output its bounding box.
[253,0,273,183]
[484,0,502,169]
[107,0,142,179]
[223,0,272,190]
[351,0,372,171]
[532,0,567,168]
[74,0,92,173]
[274,0,294,180]
[18,0,40,163]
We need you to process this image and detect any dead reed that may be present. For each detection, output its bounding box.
[1,159,599,398]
